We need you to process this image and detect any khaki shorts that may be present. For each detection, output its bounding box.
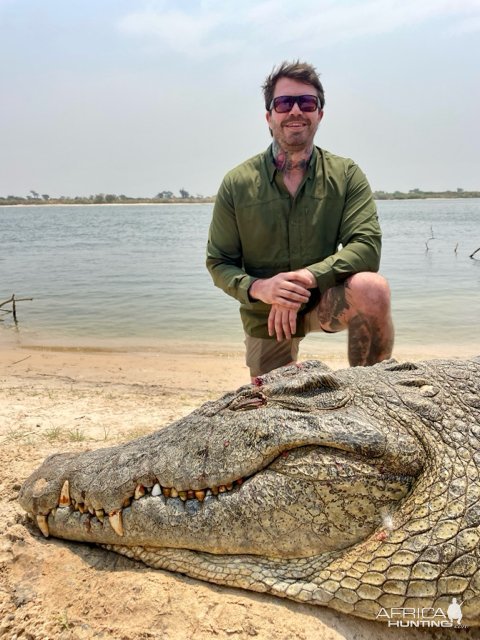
[245,303,328,377]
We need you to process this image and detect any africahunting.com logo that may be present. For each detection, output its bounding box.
[376,598,467,628]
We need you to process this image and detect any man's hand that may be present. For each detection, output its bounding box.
[268,304,298,341]
[249,270,315,308]
[249,269,317,341]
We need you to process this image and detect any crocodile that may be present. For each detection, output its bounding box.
[19,357,480,626]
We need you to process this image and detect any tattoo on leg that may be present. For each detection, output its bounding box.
[348,314,371,366]
[318,285,351,332]
[348,312,394,366]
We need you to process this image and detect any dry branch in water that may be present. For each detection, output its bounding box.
[0,294,33,323]
[470,247,480,260]
[425,225,435,252]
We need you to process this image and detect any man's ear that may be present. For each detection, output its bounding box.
[265,111,273,137]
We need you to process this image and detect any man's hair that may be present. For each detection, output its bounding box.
[262,60,325,111]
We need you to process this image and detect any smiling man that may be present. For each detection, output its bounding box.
[207,61,394,380]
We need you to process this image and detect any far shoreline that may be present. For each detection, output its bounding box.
[0,201,215,208]
[1,193,480,207]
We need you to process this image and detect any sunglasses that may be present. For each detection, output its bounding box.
[269,95,320,113]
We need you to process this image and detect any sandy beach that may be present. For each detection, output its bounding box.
[0,342,477,640]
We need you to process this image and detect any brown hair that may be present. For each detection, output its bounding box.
[262,60,325,111]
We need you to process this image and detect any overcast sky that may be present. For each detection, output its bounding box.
[1,0,479,198]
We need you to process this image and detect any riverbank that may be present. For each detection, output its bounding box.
[0,344,477,640]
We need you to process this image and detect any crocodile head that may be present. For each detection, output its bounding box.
[18,358,480,625]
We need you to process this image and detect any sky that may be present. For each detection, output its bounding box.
[1,0,479,198]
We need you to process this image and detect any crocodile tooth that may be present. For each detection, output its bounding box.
[236,478,244,486]
[95,509,105,522]
[218,485,227,493]
[187,490,195,500]
[178,491,187,501]
[77,503,86,514]
[109,511,124,536]
[37,515,49,538]
[51,508,57,517]
[151,483,162,497]
[194,490,205,502]
[88,506,95,515]
[170,488,178,498]
[162,487,171,498]
[59,480,71,507]
[226,482,233,491]
[134,484,146,499]
[122,496,132,508]
[211,486,219,496]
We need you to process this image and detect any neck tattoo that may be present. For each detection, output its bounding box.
[272,139,313,173]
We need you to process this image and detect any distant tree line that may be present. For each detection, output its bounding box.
[1,187,479,206]
[373,188,480,200]
[0,188,215,206]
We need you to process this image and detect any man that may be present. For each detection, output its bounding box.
[207,60,394,380]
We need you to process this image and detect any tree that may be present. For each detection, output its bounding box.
[179,188,190,199]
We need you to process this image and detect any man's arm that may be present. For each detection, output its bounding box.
[206,177,257,304]
[305,162,381,293]
[248,271,313,307]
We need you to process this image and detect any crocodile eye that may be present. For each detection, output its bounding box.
[385,361,420,372]
[228,391,267,411]
[264,372,342,395]
[263,372,349,411]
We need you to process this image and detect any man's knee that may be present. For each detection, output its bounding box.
[346,272,391,315]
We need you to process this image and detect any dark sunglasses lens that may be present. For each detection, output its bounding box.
[298,96,318,112]
[273,95,318,113]
[273,96,295,113]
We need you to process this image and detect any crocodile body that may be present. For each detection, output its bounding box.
[19,358,480,625]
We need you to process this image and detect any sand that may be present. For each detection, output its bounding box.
[0,343,477,640]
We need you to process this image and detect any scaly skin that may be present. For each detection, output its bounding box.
[19,358,480,625]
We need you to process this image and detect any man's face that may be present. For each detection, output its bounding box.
[266,77,323,152]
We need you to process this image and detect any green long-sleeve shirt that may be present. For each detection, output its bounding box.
[206,145,382,338]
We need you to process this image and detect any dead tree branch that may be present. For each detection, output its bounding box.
[425,225,435,252]
[0,294,33,323]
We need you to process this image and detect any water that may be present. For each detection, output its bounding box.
[1,200,479,353]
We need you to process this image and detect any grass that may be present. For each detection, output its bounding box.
[1,426,36,445]
[44,426,63,442]
[57,610,73,632]
[67,427,87,442]
[43,426,90,443]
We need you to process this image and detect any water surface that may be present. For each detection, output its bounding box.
[1,200,479,354]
